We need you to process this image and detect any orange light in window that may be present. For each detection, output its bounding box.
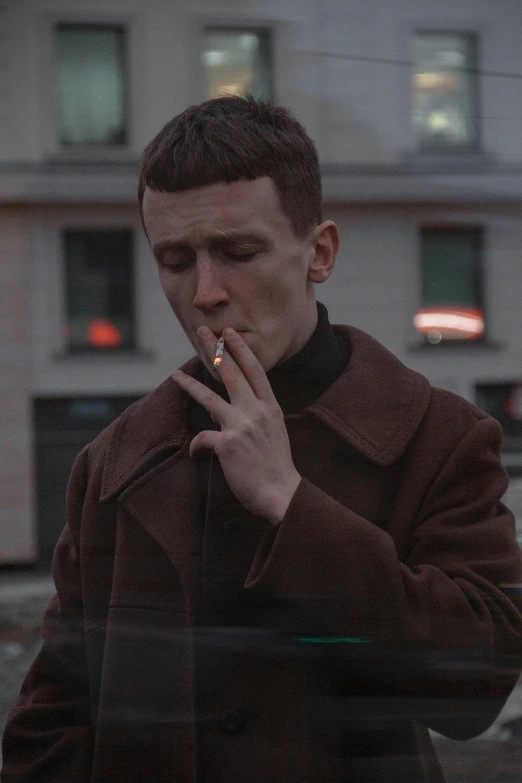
[413,307,485,341]
[87,318,122,348]
[415,72,459,93]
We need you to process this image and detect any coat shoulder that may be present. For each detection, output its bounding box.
[429,385,487,421]
[325,325,500,464]
[405,385,505,496]
[424,385,496,445]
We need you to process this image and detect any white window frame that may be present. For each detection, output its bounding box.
[188,14,287,105]
[416,223,485,343]
[62,226,137,354]
[412,31,480,152]
[29,213,140,360]
[200,26,274,102]
[402,210,492,349]
[397,16,489,159]
[39,11,141,162]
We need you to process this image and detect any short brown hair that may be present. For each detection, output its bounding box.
[138,95,322,238]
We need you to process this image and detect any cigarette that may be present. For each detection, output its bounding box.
[213,336,224,371]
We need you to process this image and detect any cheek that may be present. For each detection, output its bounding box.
[249,263,301,303]
[266,271,307,311]
[159,275,186,312]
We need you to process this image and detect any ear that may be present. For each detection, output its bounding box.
[307,221,340,284]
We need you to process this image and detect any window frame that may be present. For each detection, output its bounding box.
[201,26,274,102]
[411,30,481,152]
[27,216,140,360]
[415,223,486,346]
[189,15,282,105]
[40,11,139,161]
[397,16,489,161]
[54,22,129,149]
[61,227,137,354]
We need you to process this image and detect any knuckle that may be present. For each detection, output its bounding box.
[273,402,284,418]
[262,401,279,419]
[252,409,267,428]
[239,418,252,437]
[220,431,236,453]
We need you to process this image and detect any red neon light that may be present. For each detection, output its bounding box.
[413,307,484,339]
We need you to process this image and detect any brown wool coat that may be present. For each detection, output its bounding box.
[3,325,522,783]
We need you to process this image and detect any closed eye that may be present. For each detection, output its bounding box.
[225,251,258,262]
[156,250,193,272]
[158,259,190,272]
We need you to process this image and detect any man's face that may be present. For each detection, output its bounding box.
[142,177,322,375]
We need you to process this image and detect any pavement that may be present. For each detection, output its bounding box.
[0,569,521,781]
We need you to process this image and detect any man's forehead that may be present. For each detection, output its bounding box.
[143,178,288,243]
[143,177,276,210]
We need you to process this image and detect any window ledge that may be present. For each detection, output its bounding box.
[53,348,155,361]
[402,148,495,173]
[407,340,504,352]
[45,148,139,167]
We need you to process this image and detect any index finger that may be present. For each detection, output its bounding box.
[171,369,233,426]
[196,327,257,407]
[222,327,275,402]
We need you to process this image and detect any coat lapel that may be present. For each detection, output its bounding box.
[120,447,203,592]
[307,325,432,465]
[97,356,203,581]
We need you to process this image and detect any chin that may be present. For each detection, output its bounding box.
[260,353,283,373]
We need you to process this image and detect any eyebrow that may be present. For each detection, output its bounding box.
[152,232,269,259]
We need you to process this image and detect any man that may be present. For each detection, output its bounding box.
[3,96,522,783]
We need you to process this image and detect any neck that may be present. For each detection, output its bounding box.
[200,302,351,414]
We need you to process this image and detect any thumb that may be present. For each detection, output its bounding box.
[189,430,220,458]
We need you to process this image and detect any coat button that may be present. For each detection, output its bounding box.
[222,517,241,540]
[219,708,246,733]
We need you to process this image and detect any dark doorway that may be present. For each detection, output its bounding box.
[34,396,141,566]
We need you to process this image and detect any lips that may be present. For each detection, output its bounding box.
[210,329,246,338]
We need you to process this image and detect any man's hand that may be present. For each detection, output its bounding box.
[171,327,301,525]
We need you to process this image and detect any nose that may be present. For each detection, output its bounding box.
[192,258,229,313]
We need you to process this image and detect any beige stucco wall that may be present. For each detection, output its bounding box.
[0,206,37,564]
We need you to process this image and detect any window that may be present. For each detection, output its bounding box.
[202,29,272,100]
[413,227,484,343]
[412,33,478,148]
[63,230,135,351]
[55,24,128,146]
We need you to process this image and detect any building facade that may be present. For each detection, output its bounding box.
[1,0,522,564]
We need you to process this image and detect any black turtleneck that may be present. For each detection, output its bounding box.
[194,301,351,419]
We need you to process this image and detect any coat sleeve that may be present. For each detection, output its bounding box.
[245,416,522,740]
[1,446,94,783]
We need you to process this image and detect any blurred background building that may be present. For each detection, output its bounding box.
[1,0,522,565]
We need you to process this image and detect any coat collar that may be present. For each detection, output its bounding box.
[99,325,431,503]
[305,325,431,466]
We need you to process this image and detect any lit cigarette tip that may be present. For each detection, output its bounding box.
[213,336,225,371]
